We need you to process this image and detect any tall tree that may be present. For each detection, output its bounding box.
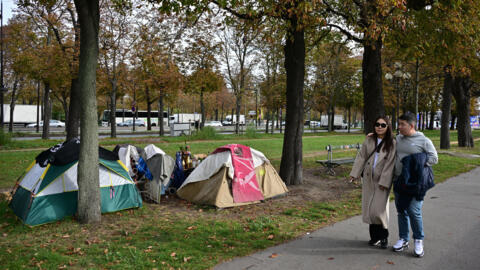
[99,0,132,138]
[399,0,480,148]
[324,0,432,134]
[220,22,259,134]
[185,67,223,128]
[153,0,328,185]
[74,0,100,224]
[17,0,81,139]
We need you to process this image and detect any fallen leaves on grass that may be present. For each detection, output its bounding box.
[183,257,192,262]
[170,252,176,257]
[267,234,274,240]
[65,247,84,256]
[187,226,197,230]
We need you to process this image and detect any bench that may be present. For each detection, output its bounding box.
[316,143,361,176]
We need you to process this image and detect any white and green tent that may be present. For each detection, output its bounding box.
[9,139,142,226]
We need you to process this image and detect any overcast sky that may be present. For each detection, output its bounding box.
[2,0,15,23]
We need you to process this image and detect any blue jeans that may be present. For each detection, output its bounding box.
[395,193,424,241]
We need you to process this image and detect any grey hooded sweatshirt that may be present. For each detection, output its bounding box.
[394,131,438,177]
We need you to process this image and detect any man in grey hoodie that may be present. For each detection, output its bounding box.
[392,112,438,257]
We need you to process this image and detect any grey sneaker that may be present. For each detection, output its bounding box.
[414,239,424,257]
[393,239,409,252]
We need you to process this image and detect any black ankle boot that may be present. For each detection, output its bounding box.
[380,238,388,249]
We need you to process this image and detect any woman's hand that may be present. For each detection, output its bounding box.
[378,185,387,191]
[348,176,357,183]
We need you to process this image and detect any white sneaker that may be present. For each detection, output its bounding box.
[393,239,409,252]
[414,239,424,257]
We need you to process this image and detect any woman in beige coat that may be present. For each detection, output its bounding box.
[349,116,396,249]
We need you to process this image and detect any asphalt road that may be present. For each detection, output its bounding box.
[10,127,362,140]
[215,167,480,270]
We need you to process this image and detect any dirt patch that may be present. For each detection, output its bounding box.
[143,166,359,220]
[1,166,359,223]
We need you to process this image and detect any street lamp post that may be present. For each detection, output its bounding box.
[385,62,411,134]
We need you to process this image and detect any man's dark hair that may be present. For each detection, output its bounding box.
[399,112,417,126]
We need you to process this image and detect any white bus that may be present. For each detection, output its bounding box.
[101,110,168,127]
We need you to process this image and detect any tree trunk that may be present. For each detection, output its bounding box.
[362,38,385,134]
[147,101,153,130]
[158,95,164,136]
[66,8,81,141]
[215,109,218,121]
[74,0,100,224]
[329,105,335,132]
[109,87,116,138]
[42,82,51,140]
[414,59,420,129]
[347,106,351,133]
[235,95,241,134]
[36,81,40,133]
[422,112,426,130]
[8,78,19,133]
[66,78,80,140]
[452,76,474,147]
[221,103,224,123]
[265,110,270,134]
[61,96,69,129]
[440,66,452,149]
[279,16,304,185]
[429,108,435,130]
[279,107,283,134]
[200,89,205,129]
[146,88,153,130]
[450,114,456,130]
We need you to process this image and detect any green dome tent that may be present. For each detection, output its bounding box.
[9,139,142,226]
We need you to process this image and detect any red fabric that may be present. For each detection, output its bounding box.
[212,144,264,203]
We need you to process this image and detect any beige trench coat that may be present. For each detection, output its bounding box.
[350,137,396,229]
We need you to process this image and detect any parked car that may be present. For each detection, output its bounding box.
[27,119,65,128]
[117,119,146,127]
[222,120,232,126]
[204,121,223,127]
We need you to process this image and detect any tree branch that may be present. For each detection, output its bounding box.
[326,24,364,44]
[210,0,265,20]
[323,0,352,22]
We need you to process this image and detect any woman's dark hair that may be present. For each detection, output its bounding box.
[372,115,394,153]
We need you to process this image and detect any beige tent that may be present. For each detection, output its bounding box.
[177,148,288,208]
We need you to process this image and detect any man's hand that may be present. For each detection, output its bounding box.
[379,185,387,191]
[348,176,357,183]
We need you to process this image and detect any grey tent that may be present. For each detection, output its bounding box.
[143,144,175,203]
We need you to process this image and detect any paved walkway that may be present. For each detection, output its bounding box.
[215,167,480,270]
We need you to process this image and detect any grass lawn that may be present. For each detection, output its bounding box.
[0,130,479,269]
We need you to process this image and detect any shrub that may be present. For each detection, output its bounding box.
[245,124,260,138]
[0,129,12,146]
[188,126,219,140]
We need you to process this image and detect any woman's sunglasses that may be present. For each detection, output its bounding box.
[375,122,387,128]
